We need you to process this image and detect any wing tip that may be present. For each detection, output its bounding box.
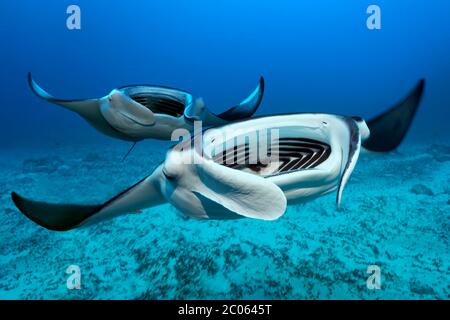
[10,191,47,230]
[257,76,265,108]
[27,72,37,95]
[259,76,265,93]
[11,191,30,217]
[413,78,425,102]
[27,72,48,100]
[243,75,265,116]
[11,191,22,210]
[10,192,101,232]
[363,78,426,152]
[418,78,425,90]
[216,75,265,121]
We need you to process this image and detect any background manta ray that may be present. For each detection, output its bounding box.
[28,73,265,142]
[11,79,424,231]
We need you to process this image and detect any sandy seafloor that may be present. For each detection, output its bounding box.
[0,140,448,300]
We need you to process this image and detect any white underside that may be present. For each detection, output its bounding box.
[160,114,360,220]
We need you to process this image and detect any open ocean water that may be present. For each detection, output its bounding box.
[0,1,449,299]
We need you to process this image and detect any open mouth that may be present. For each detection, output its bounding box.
[131,94,186,117]
[213,137,331,177]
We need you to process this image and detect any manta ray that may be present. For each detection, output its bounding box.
[11,78,424,231]
[28,73,265,141]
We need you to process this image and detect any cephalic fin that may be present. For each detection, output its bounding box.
[336,120,362,208]
[195,156,287,220]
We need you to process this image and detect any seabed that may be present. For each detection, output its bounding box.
[0,140,448,299]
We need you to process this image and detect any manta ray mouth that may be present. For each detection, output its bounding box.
[212,137,331,177]
[117,84,189,118]
[131,94,186,118]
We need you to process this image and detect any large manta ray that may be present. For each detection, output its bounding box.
[11,78,425,231]
[28,73,265,142]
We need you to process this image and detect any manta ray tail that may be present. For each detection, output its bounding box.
[122,142,137,161]
[362,79,425,152]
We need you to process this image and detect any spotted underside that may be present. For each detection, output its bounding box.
[213,137,331,177]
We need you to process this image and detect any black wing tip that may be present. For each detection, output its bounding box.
[258,76,265,94]
[258,76,265,100]
[255,75,265,107]
[216,76,265,121]
[11,192,46,230]
[403,77,425,116]
[10,191,47,230]
[418,78,425,89]
[11,191,22,210]
[11,191,29,216]
[26,73,82,103]
[27,72,34,89]
[27,72,42,98]
[414,78,425,98]
[363,78,426,152]
[243,77,264,118]
[10,192,101,232]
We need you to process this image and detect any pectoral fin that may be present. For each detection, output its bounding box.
[184,77,264,125]
[28,73,134,141]
[363,79,425,152]
[218,76,264,121]
[28,72,101,118]
[11,172,165,231]
[11,192,102,231]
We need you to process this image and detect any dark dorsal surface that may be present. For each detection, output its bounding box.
[11,192,102,231]
[362,79,425,152]
[213,137,331,177]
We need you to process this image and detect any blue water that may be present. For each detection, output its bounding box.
[0,0,449,299]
